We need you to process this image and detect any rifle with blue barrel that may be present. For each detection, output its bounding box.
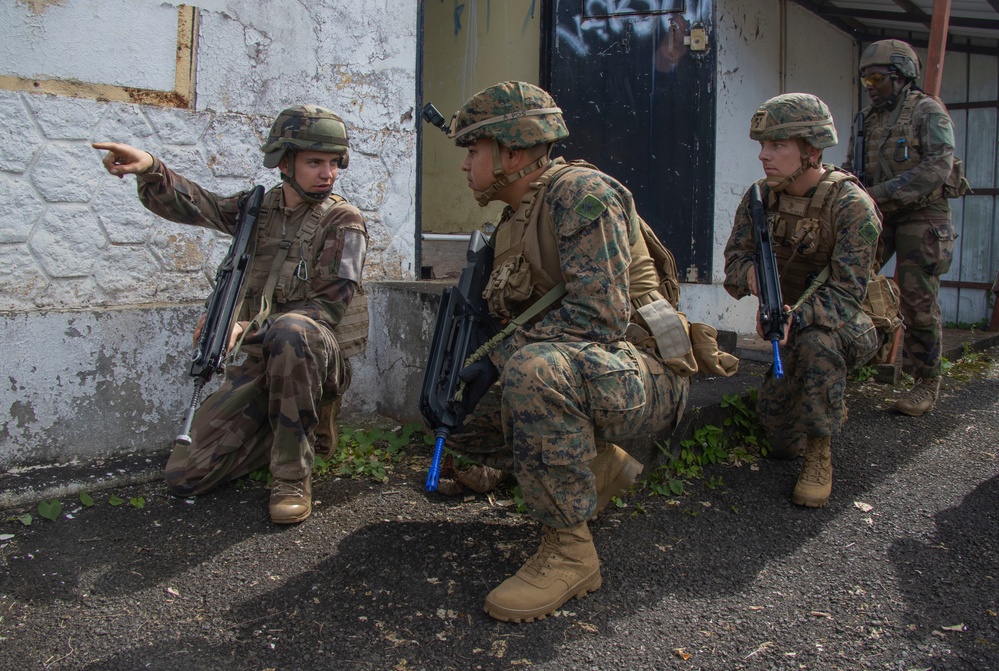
[418,101,500,492]
[750,183,787,379]
[418,228,497,492]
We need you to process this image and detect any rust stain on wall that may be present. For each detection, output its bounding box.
[15,0,66,15]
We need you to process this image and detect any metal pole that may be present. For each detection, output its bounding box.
[924,0,953,97]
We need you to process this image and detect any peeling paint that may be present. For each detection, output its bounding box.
[9,400,37,428]
[14,0,66,15]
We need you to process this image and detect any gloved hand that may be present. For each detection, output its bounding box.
[453,358,499,418]
[690,322,740,377]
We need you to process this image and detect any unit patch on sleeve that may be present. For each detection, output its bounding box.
[574,193,606,220]
[860,221,881,245]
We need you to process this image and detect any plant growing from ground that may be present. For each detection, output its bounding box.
[643,390,767,499]
[37,499,62,521]
[851,364,877,382]
[315,423,422,483]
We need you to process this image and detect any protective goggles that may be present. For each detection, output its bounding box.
[861,71,891,88]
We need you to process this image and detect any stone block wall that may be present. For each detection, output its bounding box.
[0,0,420,469]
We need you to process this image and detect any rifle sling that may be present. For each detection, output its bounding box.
[789,265,831,312]
[451,281,567,402]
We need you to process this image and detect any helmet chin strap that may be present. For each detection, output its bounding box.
[769,146,819,193]
[874,78,911,110]
[473,140,552,207]
[279,151,331,204]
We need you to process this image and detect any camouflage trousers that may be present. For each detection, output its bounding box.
[758,310,878,455]
[164,313,344,496]
[448,341,688,528]
[881,210,956,379]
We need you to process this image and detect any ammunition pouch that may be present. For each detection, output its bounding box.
[483,253,534,320]
[943,157,971,199]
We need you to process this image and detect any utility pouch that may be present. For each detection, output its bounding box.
[943,157,972,199]
[634,299,697,377]
[483,253,534,319]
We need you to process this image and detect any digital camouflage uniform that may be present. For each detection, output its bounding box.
[724,93,881,508]
[844,41,958,381]
[450,159,689,528]
[439,81,695,622]
[137,155,368,496]
[724,169,881,452]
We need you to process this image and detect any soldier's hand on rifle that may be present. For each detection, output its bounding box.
[92,142,154,178]
[756,306,792,346]
[192,313,207,349]
[455,358,499,417]
[191,315,248,353]
[746,268,758,297]
[228,322,247,351]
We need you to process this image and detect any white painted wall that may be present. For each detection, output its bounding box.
[0,0,865,471]
[681,0,857,333]
[0,0,419,469]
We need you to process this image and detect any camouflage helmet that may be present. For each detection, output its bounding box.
[451,81,569,149]
[749,93,838,149]
[860,39,920,80]
[260,105,350,169]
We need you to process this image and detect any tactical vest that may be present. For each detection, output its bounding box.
[863,89,969,211]
[764,168,854,305]
[864,90,925,184]
[240,187,368,358]
[485,158,679,322]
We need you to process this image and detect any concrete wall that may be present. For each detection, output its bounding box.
[0,0,419,468]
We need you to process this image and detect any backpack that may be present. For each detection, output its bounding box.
[862,274,903,364]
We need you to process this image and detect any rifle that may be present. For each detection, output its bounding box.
[749,183,786,379]
[176,185,265,445]
[419,231,497,491]
[851,111,866,185]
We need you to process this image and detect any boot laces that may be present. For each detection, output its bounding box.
[904,380,935,404]
[801,450,830,485]
[271,479,306,497]
[523,527,561,577]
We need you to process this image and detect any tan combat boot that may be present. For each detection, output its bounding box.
[269,473,312,524]
[894,377,940,417]
[590,442,644,519]
[484,522,602,622]
[791,436,832,508]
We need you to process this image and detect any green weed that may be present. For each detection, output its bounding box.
[37,499,62,521]
[314,422,423,483]
[851,365,877,382]
[643,389,767,500]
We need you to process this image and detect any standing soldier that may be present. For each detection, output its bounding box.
[93,105,368,524]
[437,81,702,622]
[844,39,962,416]
[725,94,881,507]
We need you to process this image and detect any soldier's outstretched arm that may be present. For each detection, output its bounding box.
[92,142,154,178]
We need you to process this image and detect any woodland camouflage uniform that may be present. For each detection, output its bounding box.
[443,81,694,623]
[136,105,368,521]
[844,39,961,414]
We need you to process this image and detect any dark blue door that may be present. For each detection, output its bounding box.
[543,0,716,283]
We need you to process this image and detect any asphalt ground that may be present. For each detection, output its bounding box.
[1,334,998,671]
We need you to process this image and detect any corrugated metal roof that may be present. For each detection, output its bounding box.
[792,0,999,50]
